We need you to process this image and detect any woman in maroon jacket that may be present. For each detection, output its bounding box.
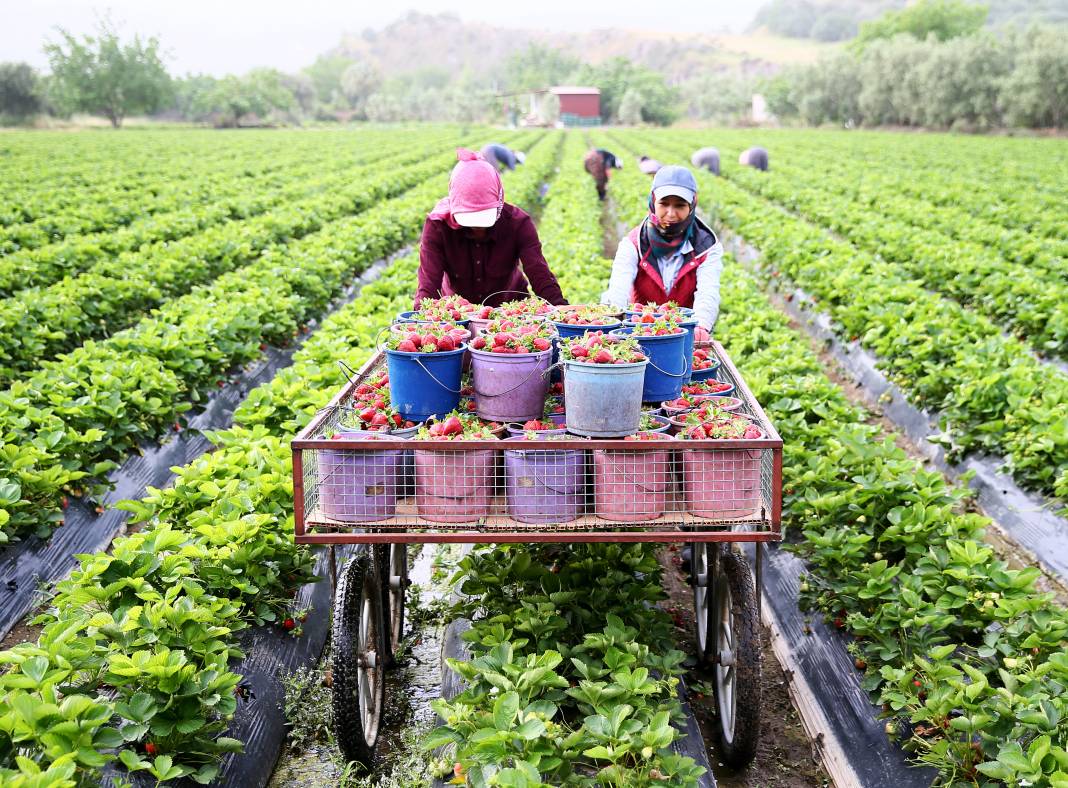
[415,149,567,309]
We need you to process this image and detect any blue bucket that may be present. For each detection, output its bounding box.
[563,358,648,437]
[386,345,465,422]
[626,317,697,382]
[612,327,687,403]
[690,357,722,382]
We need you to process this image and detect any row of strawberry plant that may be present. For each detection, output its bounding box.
[0,128,446,293]
[708,150,1068,358]
[0,148,561,785]
[672,127,1067,246]
[417,136,705,786]
[0,131,527,386]
[711,260,1068,787]
[620,130,1068,509]
[0,129,364,247]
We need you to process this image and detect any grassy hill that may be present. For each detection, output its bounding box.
[328,12,836,84]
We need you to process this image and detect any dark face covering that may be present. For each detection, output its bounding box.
[643,193,698,260]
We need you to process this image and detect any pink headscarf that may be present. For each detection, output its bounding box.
[428,148,505,229]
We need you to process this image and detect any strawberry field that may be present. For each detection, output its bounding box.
[0,125,1066,788]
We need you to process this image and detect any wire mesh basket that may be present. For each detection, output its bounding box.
[293,342,782,545]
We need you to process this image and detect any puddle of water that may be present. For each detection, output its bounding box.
[268,543,459,787]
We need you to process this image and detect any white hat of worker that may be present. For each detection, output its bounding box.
[453,207,499,227]
[515,151,526,164]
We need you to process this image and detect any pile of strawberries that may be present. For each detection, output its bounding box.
[518,418,561,431]
[413,295,474,322]
[624,431,670,441]
[680,407,763,440]
[692,346,719,371]
[662,392,709,412]
[388,325,468,354]
[497,297,556,318]
[627,317,684,337]
[628,300,688,320]
[470,320,554,354]
[345,376,416,431]
[417,411,499,440]
[561,332,645,365]
[682,380,732,396]
[554,306,619,327]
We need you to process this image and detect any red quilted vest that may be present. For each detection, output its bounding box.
[628,222,715,307]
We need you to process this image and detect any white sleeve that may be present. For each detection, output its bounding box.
[601,237,640,309]
[692,241,724,330]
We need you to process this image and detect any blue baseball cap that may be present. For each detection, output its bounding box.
[652,165,698,204]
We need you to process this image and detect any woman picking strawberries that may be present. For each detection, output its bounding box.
[415,148,567,310]
[600,165,723,342]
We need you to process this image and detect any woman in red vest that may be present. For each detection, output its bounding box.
[601,165,723,342]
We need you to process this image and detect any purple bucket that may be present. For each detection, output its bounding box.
[471,347,552,423]
[503,437,585,524]
[318,436,404,522]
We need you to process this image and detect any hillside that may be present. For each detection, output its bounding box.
[327,12,835,84]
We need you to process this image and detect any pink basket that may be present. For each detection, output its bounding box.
[679,440,763,520]
[414,448,496,523]
[592,440,673,522]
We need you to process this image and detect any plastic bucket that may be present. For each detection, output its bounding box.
[318,435,404,522]
[552,320,621,340]
[506,423,567,437]
[470,348,552,423]
[641,413,673,434]
[679,431,765,520]
[386,346,465,422]
[613,328,687,403]
[390,423,421,496]
[414,448,495,523]
[679,317,698,382]
[503,438,585,523]
[563,358,647,438]
[690,357,722,382]
[593,438,674,522]
[667,400,748,434]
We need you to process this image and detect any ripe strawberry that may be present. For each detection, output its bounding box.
[641,313,655,323]
[145,742,158,756]
[472,336,487,349]
[282,617,296,630]
[571,345,589,358]
[370,412,389,427]
[396,339,417,353]
[437,335,456,352]
[593,349,613,364]
[355,383,372,397]
[479,306,493,319]
[494,332,514,346]
[465,400,477,411]
[442,416,463,436]
[532,337,551,351]
[391,413,403,426]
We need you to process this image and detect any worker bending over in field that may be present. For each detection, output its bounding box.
[416,149,566,309]
[480,142,525,172]
[638,156,663,175]
[583,148,623,201]
[601,165,723,343]
[739,146,769,172]
[691,146,720,175]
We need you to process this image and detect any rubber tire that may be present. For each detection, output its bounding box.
[691,542,717,667]
[375,544,408,668]
[331,550,386,769]
[711,547,761,768]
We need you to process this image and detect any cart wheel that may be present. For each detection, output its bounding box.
[710,548,761,768]
[375,544,408,667]
[691,542,714,665]
[331,551,386,769]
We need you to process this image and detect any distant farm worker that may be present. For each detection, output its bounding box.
[601,165,723,342]
[583,148,623,201]
[638,156,663,176]
[691,146,720,175]
[739,146,769,172]
[416,149,566,309]
[480,142,526,172]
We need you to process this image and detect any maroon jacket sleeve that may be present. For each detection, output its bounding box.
[415,217,446,309]
[515,213,568,306]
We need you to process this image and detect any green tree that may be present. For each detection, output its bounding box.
[340,61,380,116]
[0,62,42,122]
[1000,25,1068,127]
[172,73,218,120]
[570,58,678,125]
[302,54,354,105]
[502,43,581,92]
[855,0,988,48]
[617,88,644,125]
[43,20,171,127]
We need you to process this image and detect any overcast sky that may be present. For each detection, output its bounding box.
[3,0,764,76]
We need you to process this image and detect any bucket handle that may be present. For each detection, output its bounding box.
[647,358,687,378]
[474,357,550,398]
[413,356,464,394]
[480,289,551,307]
[337,359,365,389]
